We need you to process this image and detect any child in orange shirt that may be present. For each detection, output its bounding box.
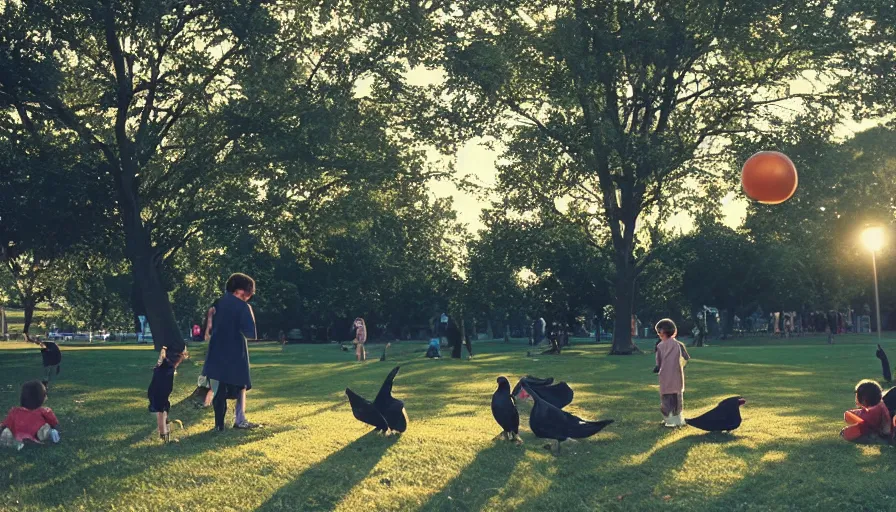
[841,379,892,443]
[0,381,60,450]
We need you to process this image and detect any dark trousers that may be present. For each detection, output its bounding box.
[212,381,242,428]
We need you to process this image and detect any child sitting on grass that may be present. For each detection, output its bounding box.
[148,346,188,443]
[426,338,441,358]
[841,379,892,443]
[1,381,60,450]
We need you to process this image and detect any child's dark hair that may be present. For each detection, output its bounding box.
[20,380,47,410]
[855,379,883,406]
[655,318,677,337]
[225,273,255,294]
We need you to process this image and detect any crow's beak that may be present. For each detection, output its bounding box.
[738,398,747,406]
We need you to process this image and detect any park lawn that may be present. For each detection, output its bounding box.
[3,309,46,336]
[1,335,895,512]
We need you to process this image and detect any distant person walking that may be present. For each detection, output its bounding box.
[203,274,259,431]
[534,317,546,345]
[827,310,838,344]
[353,317,367,362]
[439,313,449,346]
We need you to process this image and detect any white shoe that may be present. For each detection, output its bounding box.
[662,414,674,427]
[672,414,685,427]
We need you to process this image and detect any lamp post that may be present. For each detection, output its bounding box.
[861,226,885,340]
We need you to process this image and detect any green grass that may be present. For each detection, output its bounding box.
[2,308,46,335]
[2,334,896,511]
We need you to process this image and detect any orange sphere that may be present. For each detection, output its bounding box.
[741,151,798,204]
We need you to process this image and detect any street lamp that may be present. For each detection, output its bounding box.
[861,226,885,340]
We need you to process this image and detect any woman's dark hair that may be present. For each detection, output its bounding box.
[225,273,255,294]
[855,379,883,406]
[20,380,47,410]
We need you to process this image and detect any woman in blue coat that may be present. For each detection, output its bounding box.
[203,273,259,431]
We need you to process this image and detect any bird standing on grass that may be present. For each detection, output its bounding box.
[345,366,408,434]
[513,378,574,409]
[686,396,746,433]
[491,377,522,444]
[521,381,613,454]
[876,344,892,383]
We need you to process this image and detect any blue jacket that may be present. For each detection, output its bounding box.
[202,294,256,389]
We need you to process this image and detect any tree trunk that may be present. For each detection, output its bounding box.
[610,269,639,355]
[121,200,184,352]
[22,298,35,334]
[131,248,184,352]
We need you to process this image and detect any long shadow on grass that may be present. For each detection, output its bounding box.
[517,431,734,511]
[255,431,396,512]
[418,441,526,511]
[8,413,290,510]
[683,436,896,510]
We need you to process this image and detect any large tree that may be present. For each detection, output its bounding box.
[417,0,874,353]
[0,0,441,350]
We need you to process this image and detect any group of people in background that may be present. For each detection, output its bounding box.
[767,310,855,343]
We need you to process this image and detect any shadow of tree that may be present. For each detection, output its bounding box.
[255,431,396,512]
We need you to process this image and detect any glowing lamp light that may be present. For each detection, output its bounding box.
[861,226,885,253]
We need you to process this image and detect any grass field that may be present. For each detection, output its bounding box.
[2,308,46,336]
[2,334,896,511]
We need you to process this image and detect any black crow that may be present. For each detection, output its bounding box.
[345,387,389,433]
[491,377,521,444]
[883,387,896,418]
[379,343,392,362]
[511,376,554,398]
[521,381,613,454]
[877,344,892,382]
[373,366,408,433]
[686,396,746,432]
[513,377,573,409]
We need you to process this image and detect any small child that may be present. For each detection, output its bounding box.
[425,338,442,359]
[352,317,367,362]
[1,381,60,450]
[654,319,691,428]
[841,379,892,443]
[25,335,61,390]
[148,346,188,443]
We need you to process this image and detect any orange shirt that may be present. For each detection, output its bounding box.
[857,402,892,439]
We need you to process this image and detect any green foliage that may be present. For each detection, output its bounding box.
[166,178,462,339]
[58,255,132,332]
[415,0,883,352]
[0,0,453,341]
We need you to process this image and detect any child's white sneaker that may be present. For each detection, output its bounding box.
[49,429,60,443]
[662,414,674,427]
